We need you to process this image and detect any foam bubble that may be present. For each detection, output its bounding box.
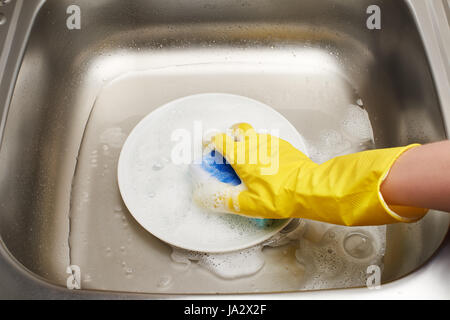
[170,219,308,279]
[152,162,164,171]
[306,129,352,164]
[295,223,386,290]
[343,232,374,259]
[169,219,386,288]
[100,127,127,148]
[157,275,172,289]
[340,105,373,143]
[171,246,265,280]
[190,163,245,213]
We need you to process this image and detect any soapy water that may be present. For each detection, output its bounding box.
[295,222,385,290]
[78,91,380,288]
[171,219,309,280]
[112,97,383,285]
[170,219,386,287]
[169,101,385,287]
[306,103,374,164]
[171,245,266,280]
[78,96,380,288]
[341,104,374,143]
[74,90,383,289]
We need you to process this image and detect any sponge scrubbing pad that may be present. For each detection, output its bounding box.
[192,150,274,228]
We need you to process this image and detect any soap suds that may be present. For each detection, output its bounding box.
[167,101,383,287]
[171,245,265,280]
[340,104,373,143]
[170,219,386,288]
[120,93,382,287]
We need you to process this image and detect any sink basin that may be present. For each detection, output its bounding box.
[0,0,449,298]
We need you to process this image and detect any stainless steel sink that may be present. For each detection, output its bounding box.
[0,0,449,298]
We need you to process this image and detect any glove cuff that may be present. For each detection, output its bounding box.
[377,144,429,223]
[292,143,429,226]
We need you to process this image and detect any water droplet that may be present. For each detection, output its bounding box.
[0,13,6,26]
[83,273,92,283]
[157,275,172,288]
[152,162,164,171]
[356,98,364,106]
[124,267,133,277]
[148,192,155,198]
[81,192,89,203]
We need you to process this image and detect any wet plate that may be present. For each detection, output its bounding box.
[118,93,308,252]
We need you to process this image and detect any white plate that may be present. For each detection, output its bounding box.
[118,93,308,253]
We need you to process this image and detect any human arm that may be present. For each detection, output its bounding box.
[381,140,450,216]
[193,123,433,226]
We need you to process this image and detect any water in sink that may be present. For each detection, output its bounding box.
[68,59,384,292]
[166,98,383,287]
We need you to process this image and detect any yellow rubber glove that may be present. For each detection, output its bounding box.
[198,123,428,226]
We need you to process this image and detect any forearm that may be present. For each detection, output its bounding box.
[381,140,450,215]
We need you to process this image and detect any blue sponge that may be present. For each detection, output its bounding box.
[200,150,273,228]
[201,150,241,186]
